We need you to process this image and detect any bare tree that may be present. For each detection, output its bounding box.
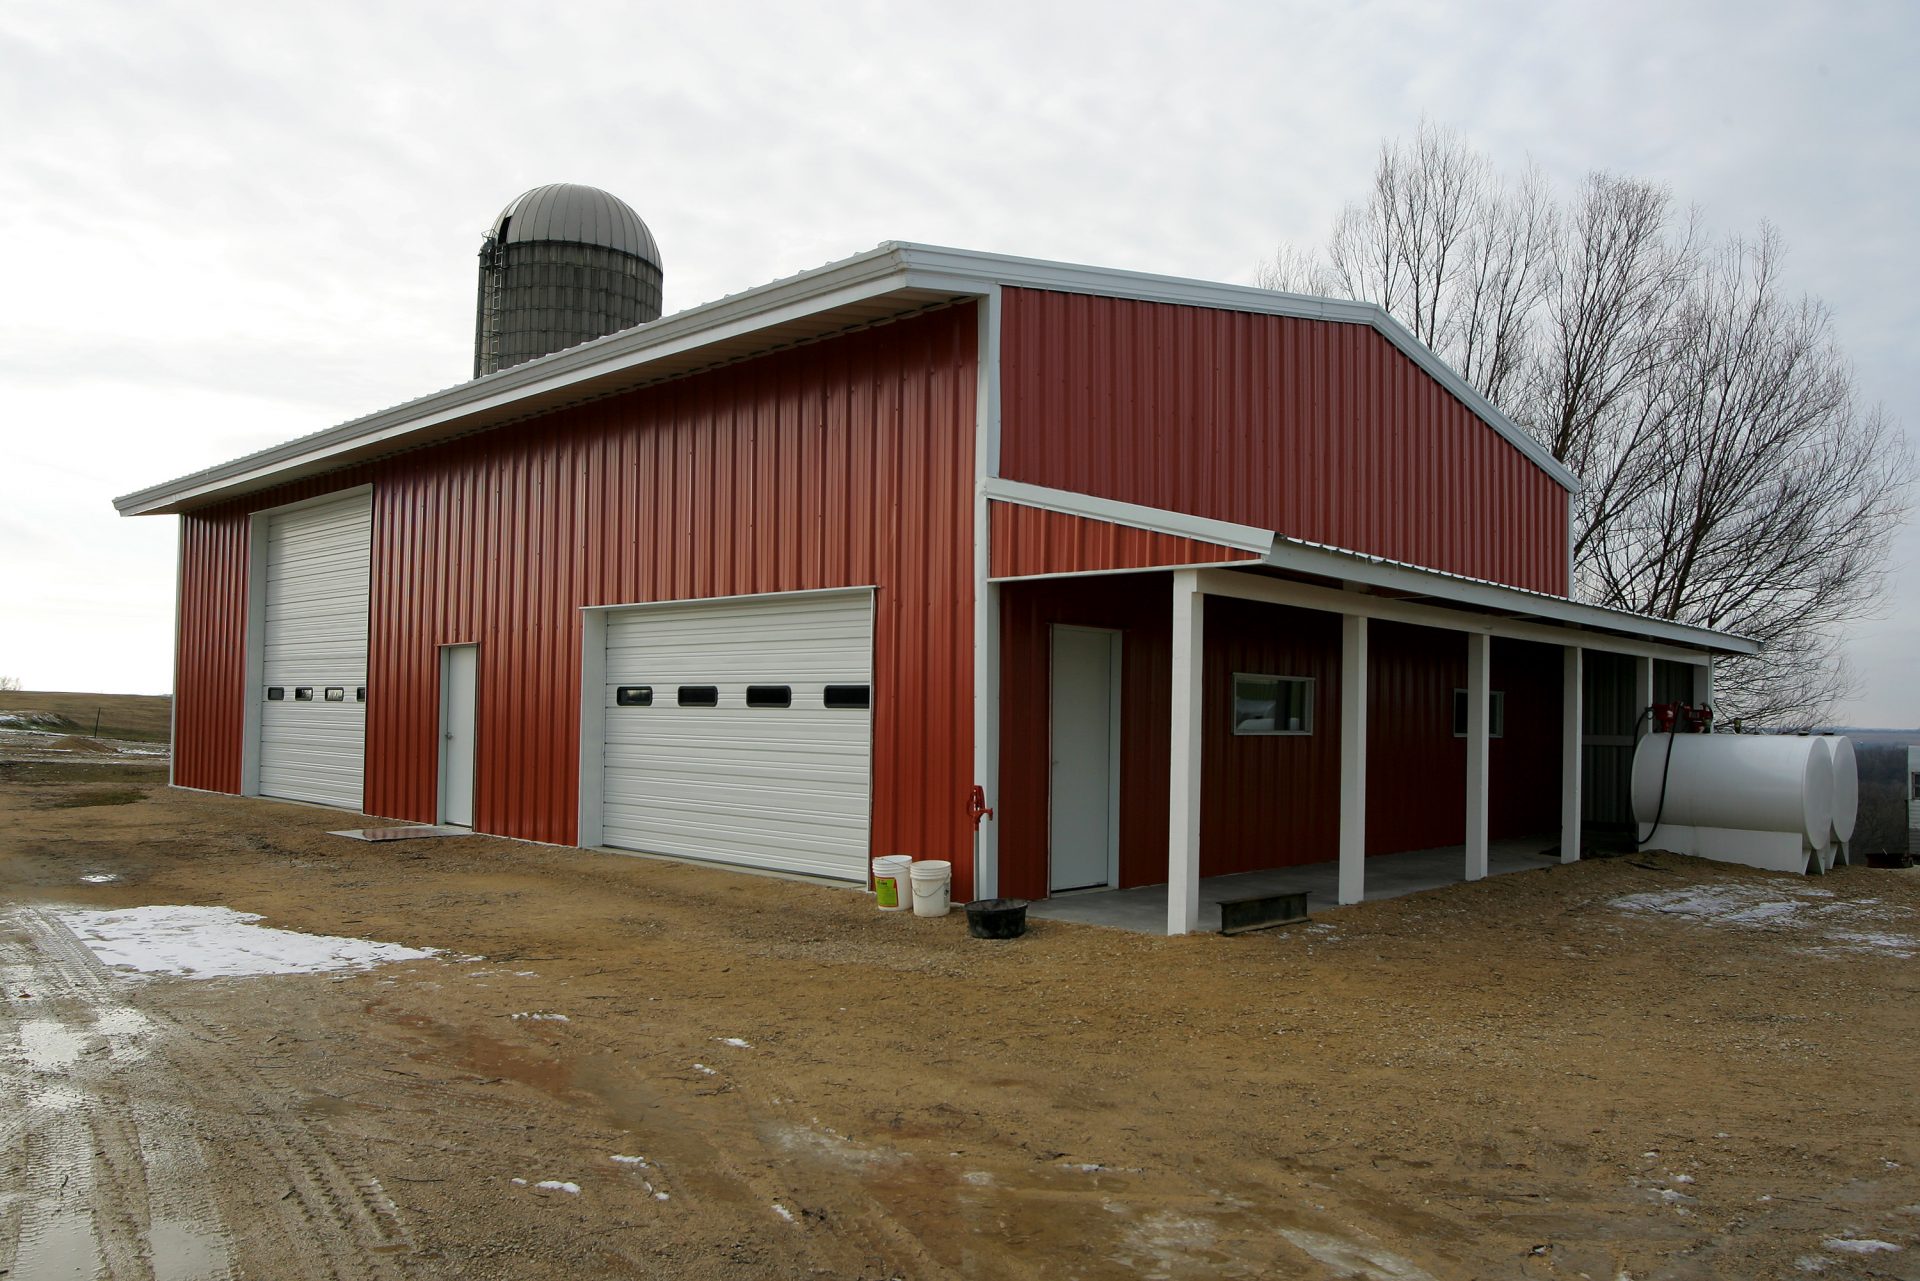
[1260,131,1913,725]
[0,676,21,693]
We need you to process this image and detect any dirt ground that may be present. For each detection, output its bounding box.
[3,734,1918,1280]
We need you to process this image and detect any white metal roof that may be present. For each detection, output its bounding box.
[113,242,1577,517]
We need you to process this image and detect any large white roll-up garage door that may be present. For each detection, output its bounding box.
[257,491,372,810]
[601,590,873,880]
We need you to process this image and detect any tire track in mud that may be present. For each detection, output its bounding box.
[3,906,412,1281]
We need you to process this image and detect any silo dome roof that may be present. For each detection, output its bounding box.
[488,183,660,265]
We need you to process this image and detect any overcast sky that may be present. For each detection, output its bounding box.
[3,0,1915,724]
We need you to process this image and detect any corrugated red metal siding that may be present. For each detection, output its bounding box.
[997,574,1173,901]
[1199,596,1343,873]
[172,511,251,792]
[998,289,1569,595]
[1364,623,1563,853]
[997,581,1565,897]
[988,501,1262,578]
[171,306,979,891]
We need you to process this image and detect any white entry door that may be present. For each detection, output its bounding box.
[439,644,478,827]
[1049,625,1120,892]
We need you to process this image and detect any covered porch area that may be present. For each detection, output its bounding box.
[975,484,1754,935]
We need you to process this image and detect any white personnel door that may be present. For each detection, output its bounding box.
[1049,625,1120,892]
[600,591,873,880]
[257,491,372,810]
[439,644,478,827]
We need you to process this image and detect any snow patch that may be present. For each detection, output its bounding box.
[1277,1228,1436,1280]
[1824,1238,1900,1255]
[535,1180,581,1195]
[512,1012,569,1022]
[714,1036,751,1048]
[610,1155,648,1167]
[54,905,444,978]
[691,1063,717,1076]
[771,1203,795,1222]
[1611,886,1919,955]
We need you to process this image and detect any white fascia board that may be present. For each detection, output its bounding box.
[1260,536,1758,655]
[116,245,934,516]
[892,244,1580,495]
[982,479,1276,554]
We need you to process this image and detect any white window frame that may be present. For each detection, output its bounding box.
[1452,688,1506,738]
[1232,672,1315,737]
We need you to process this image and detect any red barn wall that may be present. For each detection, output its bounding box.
[996,575,1174,901]
[1364,623,1564,853]
[997,289,1570,596]
[171,305,979,885]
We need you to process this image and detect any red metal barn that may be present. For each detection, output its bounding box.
[118,242,1754,932]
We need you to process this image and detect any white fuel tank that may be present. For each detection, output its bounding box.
[1631,733,1835,872]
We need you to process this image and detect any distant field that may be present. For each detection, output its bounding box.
[0,691,171,742]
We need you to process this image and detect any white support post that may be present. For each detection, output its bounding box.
[1634,655,1656,738]
[1338,614,1368,904]
[1464,632,1491,881]
[1167,570,1204,936]
[1561,646,1583,864]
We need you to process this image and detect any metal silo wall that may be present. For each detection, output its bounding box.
[475,241,665,377]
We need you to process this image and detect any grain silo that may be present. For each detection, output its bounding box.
[473,183,663,377]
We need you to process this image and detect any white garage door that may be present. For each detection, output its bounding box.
[601,590,873,880]
[258,492,372,810]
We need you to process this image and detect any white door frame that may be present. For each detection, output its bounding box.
[1048,624,1122,892]
[438,643,478,827]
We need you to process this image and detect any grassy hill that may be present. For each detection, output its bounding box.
[0,691,172,743]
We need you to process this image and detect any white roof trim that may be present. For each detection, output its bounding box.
[983,479,1276,554]
[117,240,1577,517]
[1260,534,1756,654]
[987,481,1753,655]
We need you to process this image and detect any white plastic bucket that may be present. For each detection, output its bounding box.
[872,855,912,911]
[909,860,952,917]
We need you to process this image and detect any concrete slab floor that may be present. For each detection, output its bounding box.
[1026,837,1563,935]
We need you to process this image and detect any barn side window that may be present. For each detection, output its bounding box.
[1232,674,1313,735]
[746,685,791,709]
[677,685,719,707]
[824,684,870,710]
[1451,689,1506,738]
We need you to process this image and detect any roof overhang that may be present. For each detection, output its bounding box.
[115,242,1578,517]
[984,480,1758,659]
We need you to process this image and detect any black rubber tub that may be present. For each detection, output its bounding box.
[965,898,1030,940]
